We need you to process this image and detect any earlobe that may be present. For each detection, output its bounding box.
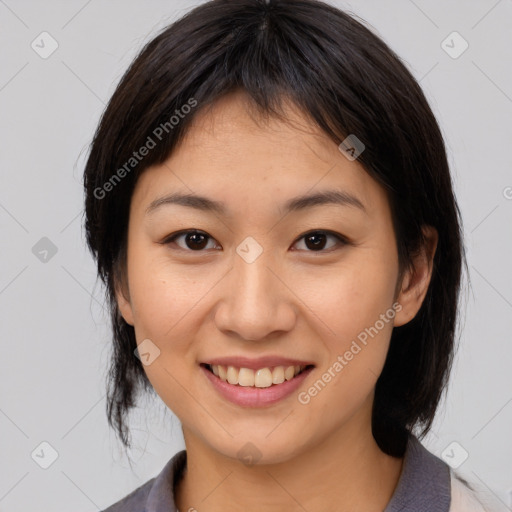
[114,279,135,326]
[393,226,438,328]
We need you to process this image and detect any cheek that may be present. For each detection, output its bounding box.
[126,254,208,411]
[296,249,398,411]
[302,254,397,343]
[127,249,206,339]
[125,251,224,402]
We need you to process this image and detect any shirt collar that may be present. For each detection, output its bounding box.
[384,432,451,512]
[145,449,185,512]
[144,433,451,512]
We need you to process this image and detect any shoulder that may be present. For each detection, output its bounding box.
[449,472,506,512]
[386,434,506,512]
[101,477,155,512]
[100,449,187,512]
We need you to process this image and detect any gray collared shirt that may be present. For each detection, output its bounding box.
[102,433,451,511]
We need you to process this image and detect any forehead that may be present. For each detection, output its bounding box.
[132,91,388,219]
[178,90,342,162]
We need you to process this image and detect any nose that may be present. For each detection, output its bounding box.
[213,247,297,342]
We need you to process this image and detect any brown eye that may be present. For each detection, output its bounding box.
[292,230,347,252]
[163,230,219,251]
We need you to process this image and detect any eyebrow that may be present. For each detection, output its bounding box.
[145,189,367,216]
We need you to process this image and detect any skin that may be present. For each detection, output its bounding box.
[115,90,438,512]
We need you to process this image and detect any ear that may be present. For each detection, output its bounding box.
[114,271,135,326]
[393,225,438,327]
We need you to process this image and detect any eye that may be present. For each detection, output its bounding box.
[161,229,347,253]
[161,230,220,251]
[291,230,347,252]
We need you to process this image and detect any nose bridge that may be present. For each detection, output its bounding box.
[215,239,295,340]
[236,247,275,311]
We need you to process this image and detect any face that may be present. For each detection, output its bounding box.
[116,90,436,464]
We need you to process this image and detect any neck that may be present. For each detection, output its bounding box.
[175,416,404,512]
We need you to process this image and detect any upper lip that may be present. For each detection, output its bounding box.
[202,356,315,370]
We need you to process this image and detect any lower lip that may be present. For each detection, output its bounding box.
[201,365,314,407]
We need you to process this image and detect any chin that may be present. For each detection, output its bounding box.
[207,432,308,467]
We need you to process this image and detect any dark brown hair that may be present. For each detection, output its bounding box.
[83,0,467,457]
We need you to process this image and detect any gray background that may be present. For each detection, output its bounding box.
[0,0,511,510]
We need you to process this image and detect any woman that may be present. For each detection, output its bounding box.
[83,1,501,510]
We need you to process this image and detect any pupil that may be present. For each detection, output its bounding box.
[306,233,326,250]
[187,232,208,250]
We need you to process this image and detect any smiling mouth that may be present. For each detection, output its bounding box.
[201,363,314,388]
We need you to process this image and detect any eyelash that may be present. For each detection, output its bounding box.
[160,229,348,253]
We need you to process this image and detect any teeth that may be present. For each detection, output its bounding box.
[226,366,239,385]
[284,366,295,381]
[255,368,273,388]
[238,367,254,386]
[209,364,307,387]
[272,366,284,384]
